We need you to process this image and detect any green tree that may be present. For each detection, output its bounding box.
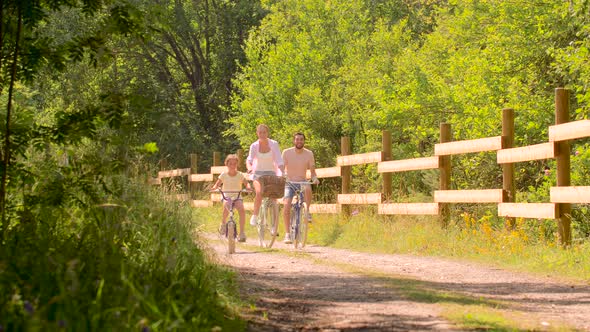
[107,0,267,169]
[231,0,395,165]
[0,0,141,237]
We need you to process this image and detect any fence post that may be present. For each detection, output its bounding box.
[159,158,168,192]
[382,130,392,202]
[341,136,351,218]
[502,108,515,229]
[190,153,198,199]
[213,151,221,167]
[555,88,571,247]
[237,149,245,172]
[439,123,451,227]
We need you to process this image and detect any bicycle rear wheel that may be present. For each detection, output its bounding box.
[258,200,278,248]
[227,220,236,254]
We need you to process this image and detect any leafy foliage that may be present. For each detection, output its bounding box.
[229,0,588,190]
[0,0,257,329]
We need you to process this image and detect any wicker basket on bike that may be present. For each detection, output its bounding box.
[258,175,286,199]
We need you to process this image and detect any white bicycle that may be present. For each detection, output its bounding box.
[255,175,283,248]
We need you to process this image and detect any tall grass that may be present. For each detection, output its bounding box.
[0,177,244,331]
[306,210,590,281]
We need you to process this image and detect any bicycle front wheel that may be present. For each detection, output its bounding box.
[298,202,308,248]
[292,203,307,249]
[258,199,278,248]
[227,220,236,254]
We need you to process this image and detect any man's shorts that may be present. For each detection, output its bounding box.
[283,182,308,200]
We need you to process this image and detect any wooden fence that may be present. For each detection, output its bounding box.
[151,88,590,246]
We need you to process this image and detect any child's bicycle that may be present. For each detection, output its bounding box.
[256,175,284,248]
[211,188,249,254]
[286,180,313,249]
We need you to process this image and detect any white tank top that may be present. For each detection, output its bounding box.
[257,151,274,171]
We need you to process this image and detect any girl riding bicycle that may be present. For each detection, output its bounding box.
[211,154,251,242]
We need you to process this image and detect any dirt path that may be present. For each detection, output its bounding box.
[202,234,590,331]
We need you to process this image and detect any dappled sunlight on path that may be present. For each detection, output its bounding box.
[202,234,590,331]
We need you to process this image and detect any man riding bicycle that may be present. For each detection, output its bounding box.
[282,132,319,244]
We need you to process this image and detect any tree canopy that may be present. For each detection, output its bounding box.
[229,0,589,194]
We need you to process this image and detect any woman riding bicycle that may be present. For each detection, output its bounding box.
[246,124,285,227]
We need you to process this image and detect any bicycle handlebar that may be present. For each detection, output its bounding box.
[286,181,313,185]
[209,189,251,193]
[210,188,251,200]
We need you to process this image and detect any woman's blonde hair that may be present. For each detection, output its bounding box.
[224,154,239,166]
[256,124,270,133]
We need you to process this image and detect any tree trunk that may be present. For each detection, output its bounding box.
[1,8,22,240]
[0,0,5,163]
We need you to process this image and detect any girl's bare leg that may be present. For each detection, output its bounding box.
[222,200,230,223]
[219,200,230,234]
[236,201,246,234]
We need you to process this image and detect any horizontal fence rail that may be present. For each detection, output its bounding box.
[496,142,556,164]
[377,156,439,173]
[151,88,587,246]
[434,136,504,156]
[337,151,382,166]
[548,120,590,142]
[497,203,559,219]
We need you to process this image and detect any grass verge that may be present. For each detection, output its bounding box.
[310,213,590,282]
[0,178,246,331]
